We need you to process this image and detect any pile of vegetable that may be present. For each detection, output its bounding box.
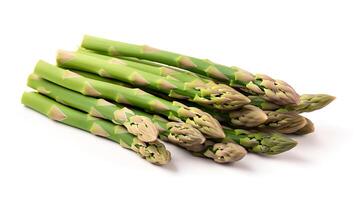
[22,35,335,165]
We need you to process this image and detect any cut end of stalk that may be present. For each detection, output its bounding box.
[124,115,159,142]
[131,138,171,165]
[166,122,206,148]
[204,143,247,163]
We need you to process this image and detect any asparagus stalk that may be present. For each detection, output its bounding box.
[223,129,297,155]
[27,74,159,142]
[21,92,171,165]
[128,110,206,148]
[249,94,335,113]
[259,111,307,134]
[226,105,268,127]
[28,74,206,147]
[187,141,247,163]
[81,35,300,105]
[34,60,225,138]
[57,50,250,110]
[78,48,206,85]
[292,117,315,135]
[128,105,297,155]
[78,49,250,108]
[73,70,268,128]
[121,102,296,155]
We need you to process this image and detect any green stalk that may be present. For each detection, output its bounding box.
[34,60,225,138]
[27,74,158,142]
[249,94,336,113]
[73,70,268,128]
[79,48,245,99]
[81,35,300,105]
[21,92,171,165]
[58,50,250,110]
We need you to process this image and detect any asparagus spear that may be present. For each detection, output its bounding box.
[292,117,315,135]
[81,35,299,105]
[128,110,206,148]
[21,92,171,165]
[225,105,268,127]
[223,129,297,155]
[34,60,225,138]
[249,94,336,113]
[28,74,206,147]
[259,111,307,134]
[27,74,159,142]
[187,141,247,163]
[73,70,268,128]
[127,105,297,155]
[57,50,250,110]
[78,49,250,107]
[279,94,336,113]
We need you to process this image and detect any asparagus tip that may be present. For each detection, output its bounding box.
[124,115,159,142]
[262,133,298,155]
[175,102,225,138]
[166,122,206,148]
[292,117,315,135]
[198,82,251,110]
[229,105,268,127]
[204,143,247,163]
[131,139,171,165]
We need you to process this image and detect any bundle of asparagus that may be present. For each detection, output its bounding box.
[21,35,335,166]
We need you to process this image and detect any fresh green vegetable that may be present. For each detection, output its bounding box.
[249,94,336,113]
[81,35,300,105]
[258,111,307,134]
[34,60,225,138]
[21,92,171,165]
[188,141,247,163]
[223,129,297,155]
[27,74,159,142]
[57,50,250,110]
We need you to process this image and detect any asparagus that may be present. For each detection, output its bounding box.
[223,128,297,155]
[187,141,247,163]
[21,92,171,165]
[249,94,335,113]
[130,110,206,148]
[126,104,297,155]
[226,105,268,127]
[292,117,315,135]
[34,60,225,138]
[57,50,250,110]
[27,74,159,142]
[279,94,336,113]
[74,71,268,128]
[259,111,307,134]
[81,35,299,105]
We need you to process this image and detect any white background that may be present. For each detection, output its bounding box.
[0,0,356,199]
